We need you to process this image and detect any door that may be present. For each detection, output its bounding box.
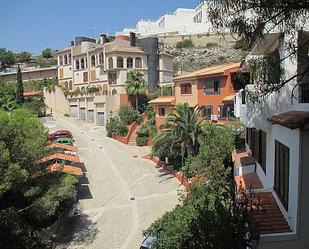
[88,110,94,123]
[80,108,86,121]
[97,112,105,126]
[69,105,78,117]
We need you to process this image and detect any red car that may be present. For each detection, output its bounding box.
[48,130,73,141]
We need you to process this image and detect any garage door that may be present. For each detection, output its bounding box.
[97,112,105,126]
[88,110,94,123]
[80,108,86,121]
[69,105,78,117]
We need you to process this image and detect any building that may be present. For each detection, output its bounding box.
[174,62,240,121]
[233,31,309,248]
[51,33,173,126]
[117,1,213,37]
[0,66,57,83]
[149,62,240,127]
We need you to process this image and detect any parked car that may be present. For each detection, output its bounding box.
[48,130,73,141]
[140,235,156,249]
[55,137,74,146]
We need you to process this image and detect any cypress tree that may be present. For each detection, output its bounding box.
[16,65,24,104]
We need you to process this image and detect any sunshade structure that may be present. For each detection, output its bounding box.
[47,163,83,177]
[37,153,80,164]
[45,143,78,152]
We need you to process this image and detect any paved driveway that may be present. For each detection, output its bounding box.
[44,115,181,249]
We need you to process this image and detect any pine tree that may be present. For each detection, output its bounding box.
[16,65,24,104]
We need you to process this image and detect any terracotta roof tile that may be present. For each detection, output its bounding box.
[232,149,256,168]
[236,173,263,191]
[47,163,83,176]
[37,153,80,164]
[45,143,78,152]
[149,96,176,105]
[268,111,309,130]
[23,91,43,97]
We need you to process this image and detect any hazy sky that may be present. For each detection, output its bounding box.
[0,0,199,54]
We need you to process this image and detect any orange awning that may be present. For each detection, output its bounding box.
[47,163,83,176]
[45,143,78,152]
[23,91,43,97]
[37,153,80,164]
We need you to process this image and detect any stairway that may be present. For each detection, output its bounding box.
[128,128,137,146]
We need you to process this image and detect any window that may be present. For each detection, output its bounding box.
[158,107,165,116]
[135,57,142,68]
[180,83,192,94]
[218,105,227,119]
[59,56,63,66]
[69,81,73,90]
[75,60,80,70]
[247,128,256,156]
[299,83,309,103]
[275,140,290,210]
[204,79,220,94]
[91,55,96,67]
[201,105,213,120]
[81,58,85,69]
[64,55,68,65]
[259,130,267,173]
[112,89,117,95]
[108,73,117,85]
[117,57,124,68]
[127,57,133,68]
[99,53,104,65]
[108,57,114,69]
[241,90,246,104]
[68,54,71,64]
[83,72,88,82]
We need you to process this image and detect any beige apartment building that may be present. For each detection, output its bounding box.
[52,33,174,126]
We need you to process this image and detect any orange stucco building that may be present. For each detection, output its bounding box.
[174,62,240,121]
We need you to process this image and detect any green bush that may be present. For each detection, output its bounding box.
[233,38,249,50]
[118,122,129,136]
[118,106,141,125]
[106,117,120,137]
[136,136,148,146]
[22,99,46,117]
[176,39,194,49]
[137,124,149,138]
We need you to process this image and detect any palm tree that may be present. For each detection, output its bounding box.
[19,51,32,63]
[152,103,205,165]
[125,69,146,110]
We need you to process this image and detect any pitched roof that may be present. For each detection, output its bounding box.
[148,96,176,105]
[45,143,78,152]
[267,111,309,130]
[174,62,241,81]
[47,163,83,176]
[37,153,80,164]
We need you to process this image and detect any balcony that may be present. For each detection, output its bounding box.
[299,83,309,103]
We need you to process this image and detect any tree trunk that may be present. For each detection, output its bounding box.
[135,95,139,111]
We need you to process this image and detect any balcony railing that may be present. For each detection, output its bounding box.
[300,83,309,103]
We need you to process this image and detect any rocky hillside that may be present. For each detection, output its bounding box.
[159,34,248,73]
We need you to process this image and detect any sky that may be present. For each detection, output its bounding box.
[0,0,199,55]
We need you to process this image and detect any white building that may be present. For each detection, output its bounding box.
[117,1,213,37]
[233,30,309,248]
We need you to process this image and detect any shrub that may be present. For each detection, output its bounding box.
[118,106,141,125]
[136,136,148,146]
[176,39,194,49]
[118,122,129,136]
[205,42,218,48]
[233,38,249,50]
[106,117,120,137]
[137,124,149,138]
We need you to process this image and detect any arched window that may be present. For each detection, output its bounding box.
[75,59,80,70]
[69,80,73,90]
[102,84,108,95]
[64,55,68,65]
[99,52,104,65]
[135,57,142,68]
[127,57,133,68]
[81,86,86,92]
[81,58,85,69]
[91,55,96,67]
[112,89,117,95]
[108,57,114,69]
[59,56,63,66]
[117,57,123,68]
[68,54,71,64]
[64,81,68,89]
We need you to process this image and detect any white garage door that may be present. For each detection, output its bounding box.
[88,110,94,123]
[97,112,105,126]
[80,108,86,121]
[69,105,78,117]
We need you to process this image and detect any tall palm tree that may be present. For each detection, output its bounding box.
[152,103,205,165]
[125,69,146,110]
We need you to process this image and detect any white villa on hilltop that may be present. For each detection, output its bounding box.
[117,1,213,37]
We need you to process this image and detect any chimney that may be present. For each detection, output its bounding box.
[130,32,136,47]
[100,33,107,44]
[70,40,74,46]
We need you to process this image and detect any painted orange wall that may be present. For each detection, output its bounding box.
[197,74,233,115]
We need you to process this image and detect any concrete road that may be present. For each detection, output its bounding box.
[43,115,181,249]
